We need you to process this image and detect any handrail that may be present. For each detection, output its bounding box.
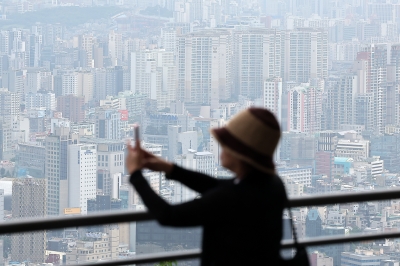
[72,231,400,266]
[1,189,400,235]
[289,189,400,208]
[281,230,400,248]
[0,210,153,235]
[3,189,400,266]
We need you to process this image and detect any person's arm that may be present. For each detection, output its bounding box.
[166,164,227,194]
[141,150,226,193]
[130,170,237,227]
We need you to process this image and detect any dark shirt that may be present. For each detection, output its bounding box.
[130,165,287,266]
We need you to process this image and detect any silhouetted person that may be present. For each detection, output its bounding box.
[126,108,286,266]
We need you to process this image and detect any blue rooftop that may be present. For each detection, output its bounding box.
[334,157,353,163]
[307,209,321,221]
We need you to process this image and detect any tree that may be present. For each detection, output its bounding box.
[155,261,177,266]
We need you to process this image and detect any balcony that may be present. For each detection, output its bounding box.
[5,189,400,265]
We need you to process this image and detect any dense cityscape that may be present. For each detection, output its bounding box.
[1,0,400,265]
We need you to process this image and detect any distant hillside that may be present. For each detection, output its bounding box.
[0,6,124,28]
[140,5,173,18]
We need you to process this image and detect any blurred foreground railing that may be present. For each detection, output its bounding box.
[4,189,400,266]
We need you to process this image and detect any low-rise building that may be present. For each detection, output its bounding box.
[310,251,333,266]
[66,226,119,265]
[341,249,389,266]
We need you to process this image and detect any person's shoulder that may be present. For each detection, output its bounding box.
[270,174,288,199]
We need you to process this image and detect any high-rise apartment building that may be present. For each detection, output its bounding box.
[0,88,20,127]
[16,143,45,178]
[11,178,46,263]
[109,30,123,66]
[283,28,328,83]
[61,71,78,96]
[68,144,97,214]
[95,108,122,140]
[79,34,94,68]
[357,44,388,133]
[160,27,177,52]
[263,77,282,124]
[233,29,282,99]
[0,123,12,160]
[93,68,107,101]
[45,127,79,216]
[177,30,232,108]
[2,70,24,97]
[77,70,93,103]
[355,94,374,131]
[130,49,177,109]
[27,33,41,68]
[57,94,85,123]
[80,137,125,196]
[287,81,323,133]
[325,75,358,130]
[25,68,41,94]
[25,91,56,112]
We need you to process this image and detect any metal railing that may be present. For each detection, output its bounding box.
[5,189,400,266]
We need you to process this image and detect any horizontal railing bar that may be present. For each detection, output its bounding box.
[289,189,400,208]
[0,210,153,235]
[70,249,201,266]
[0,189,398,266]
[1,189,400,235]
[71,230,400,266]
[282,230,400,248]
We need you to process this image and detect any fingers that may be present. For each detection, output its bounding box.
[126,139,141,152]
[143,157,157,166]
[135,138,141,150]
[142,149,156,158]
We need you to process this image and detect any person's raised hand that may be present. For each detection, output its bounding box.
[125,139,145,174]
[141,149,173,174]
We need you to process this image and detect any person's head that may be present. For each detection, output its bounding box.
[220,148,254,177]
[211,107,281,176]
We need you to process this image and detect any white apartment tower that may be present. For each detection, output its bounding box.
[61,71,78,96]
[25,91,56,112]
[283,28,328,83]
[130,49,176,109]
[25,68,41,94]
[68,144,97,214]
[287,81,323,133]
[177,30,232,108]
[160,27,177,52]
[263,77,283,124]
[233,29,282,99]
[79,34,94,68]
[0,88,20,127]
[358,44,388,134]
[77,70,93,103]
[109,30,123,66]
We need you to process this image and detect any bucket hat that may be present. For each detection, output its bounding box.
[211,107,281,174]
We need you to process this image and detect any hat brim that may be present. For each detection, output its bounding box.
[211,127,276,175]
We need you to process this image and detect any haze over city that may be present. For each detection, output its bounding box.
[0,0,399,265]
